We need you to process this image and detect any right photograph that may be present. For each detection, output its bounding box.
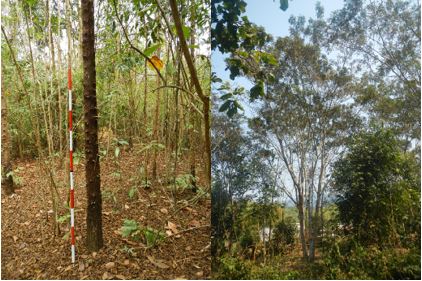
[210,0,421,279]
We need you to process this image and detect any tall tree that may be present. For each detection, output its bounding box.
[81,0,103,251]
[250,37,360,260]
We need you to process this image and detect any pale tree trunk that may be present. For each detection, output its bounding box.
[297,192,308,260]
[1,78,14,195]
[46,0,56,153]
[56,0,63,154]
[169,0,211,188]
[152,44,161,181]
[143,39,148,140]
[189,4,197,190]
[310,148,326,261]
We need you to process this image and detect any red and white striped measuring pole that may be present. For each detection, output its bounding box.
[68,67,76,263]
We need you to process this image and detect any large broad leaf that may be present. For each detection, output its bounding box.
[219,100,231,112]
[143,44,160,57]
[250,81,265,100]
[227,106,238,117]
[120,219,139,237]
[279,0,289,11]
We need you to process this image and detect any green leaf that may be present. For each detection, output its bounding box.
[219,100,231,112]
[250,81,265,100]
[120,219,139,238]
[144,44,160,57]
[220,93,233,100]
[115,146,121,158]
[117,139,129,146]
[234,100,244,111]
[227,106,238,117]
[182,25,191,39]
[144,228,164,248]
[128,186,138,199]
[279,0,289,11]
[57,213,71,224]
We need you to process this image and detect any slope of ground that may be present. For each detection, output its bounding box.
[1,148,211,279]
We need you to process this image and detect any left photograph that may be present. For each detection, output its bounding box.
[1,0,211,279]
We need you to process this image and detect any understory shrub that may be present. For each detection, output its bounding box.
[323,239,421,279]
[216,256,250,280]
[271,218,296,254]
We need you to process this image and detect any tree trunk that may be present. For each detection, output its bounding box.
[168,0,211,188]
[81,0,103,251]
[297,193,308,260]
[152,44,161,181]
[46,0,56,152]
[1,82,14,195]
[56,0,63,154]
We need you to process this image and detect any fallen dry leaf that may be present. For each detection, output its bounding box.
[160,208,168,214]
[115,274,126,280]
[102,272,112,280]
[78,261,85,272]
[123,260,130,266]
[189,219,201,227]
[196,271,204,277]
[147,255,170,269]
[167,221,178,234]
[104,262,115,269]
[12,236,18,242]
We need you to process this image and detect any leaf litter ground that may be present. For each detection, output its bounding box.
[1,148,211,279]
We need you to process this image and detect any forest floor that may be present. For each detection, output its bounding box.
[1,147,211,279]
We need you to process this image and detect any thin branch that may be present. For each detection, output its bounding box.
[111,0,166,84]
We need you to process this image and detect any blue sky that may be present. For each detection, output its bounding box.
[212,0,345,87]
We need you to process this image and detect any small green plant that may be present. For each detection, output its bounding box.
[128,186,138,199]
[121,245,136,257]
[120,220,165,248]
[142,180,151,189]
[57,213,71,224]
[113,139,129,158]
[172,174,197,192]
[73,151,84,165]
[137,141,165,154]
[217,256,250,280]
[121,219,142,240]
[144,227,165,248]
[6,166,24,186]
[102,190,117,204]
[111,171,122,179]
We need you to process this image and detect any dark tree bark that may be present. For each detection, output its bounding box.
[81,0,103,251]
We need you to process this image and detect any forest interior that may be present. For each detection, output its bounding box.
[1,0,211,279]
[211,0,421,280]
